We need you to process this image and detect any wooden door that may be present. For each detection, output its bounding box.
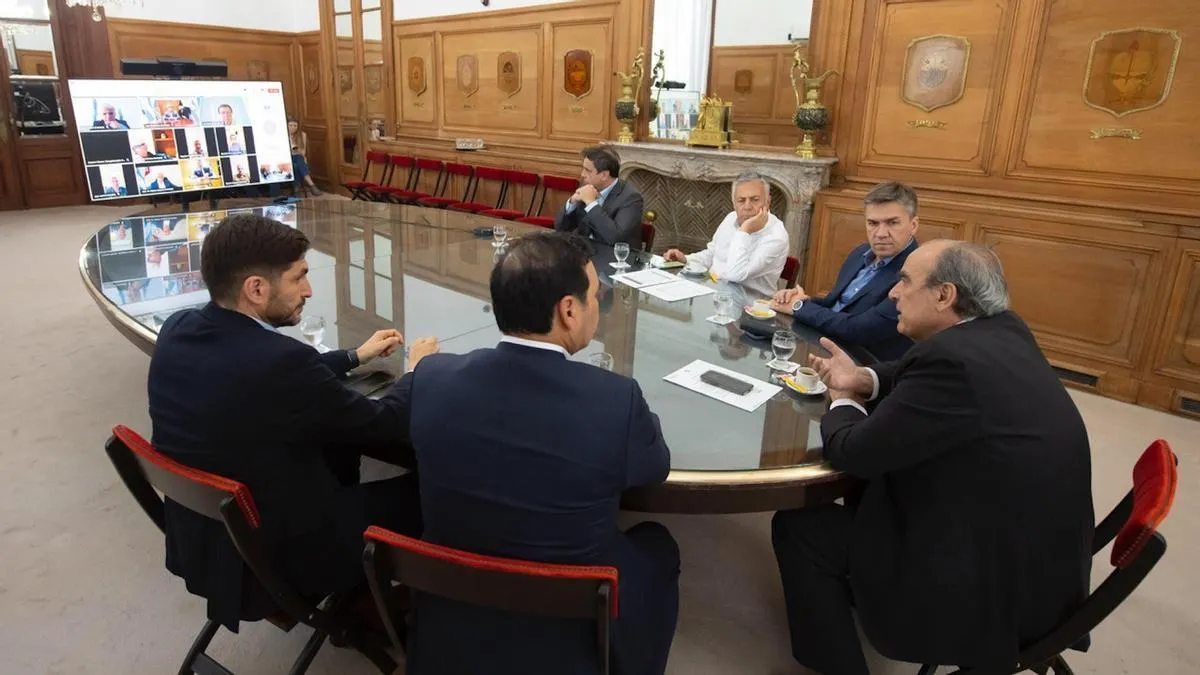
[0,50,27,210]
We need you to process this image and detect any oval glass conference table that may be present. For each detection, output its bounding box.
[80,198,864,514]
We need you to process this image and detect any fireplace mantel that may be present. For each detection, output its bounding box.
[609,142,838,269]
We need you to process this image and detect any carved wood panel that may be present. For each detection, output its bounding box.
[298,36,325,123]
[396,34,436,126]
[1007,2,1200,196]
[709,43,805,149]
[1152,247,1200,385]
[858,0,1012,175]
[19,137,89,209]
[440,28,541,134]
[548,20,612,140]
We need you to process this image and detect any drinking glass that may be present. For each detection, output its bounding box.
[713,292,735,321]
[589,352,614,371]
[299,314,326,349]
[772,330,797,365]
[613,242,630,268]
[492,224,508,248]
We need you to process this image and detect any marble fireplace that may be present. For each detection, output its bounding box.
[610,142,837,276]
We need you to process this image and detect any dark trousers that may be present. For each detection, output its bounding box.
[771,504,869,675]
[612,521,681,675]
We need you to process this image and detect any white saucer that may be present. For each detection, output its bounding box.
[706,314,738,325]
[766,359,799,373]
[782,375,827,396]
[744,307,777,320]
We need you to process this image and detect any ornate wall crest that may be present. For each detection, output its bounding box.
[564,49,593,99]
[734,69,753,95]
[497,51,521,97]
[364,65,383,96]
[337,66,353,95]
[901,35,971,112]
[247,59,270,81]
[305,62,319,94]
[1083,28,1181,118]
[407,56,427,95]
[457,54,479,97]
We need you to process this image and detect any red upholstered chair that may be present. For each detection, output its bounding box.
[780,256,800,289]
[480,170,541,221]
[363,154,412,202]
[343,150,389,201]
[417,162,475,209]
[362,526,619,674]
[517,174,580,228]
[447,166,509,214]
[919,439,1178,675]
[105,426,397,675]
[383,157,444,205]
[640,222,657,252]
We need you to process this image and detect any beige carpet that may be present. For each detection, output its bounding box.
[0,203,1197,674]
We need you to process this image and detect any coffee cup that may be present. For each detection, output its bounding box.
[794,366,820,391]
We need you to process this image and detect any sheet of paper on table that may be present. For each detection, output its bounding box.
[612,268,678,289]
[663,359,782,412]
[639,278,714,302]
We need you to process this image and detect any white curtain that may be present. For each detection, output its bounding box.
[651,0,715,93]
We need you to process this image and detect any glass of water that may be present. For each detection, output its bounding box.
[613,242,631,268]
[772,330,797,366]
[299,314,326,349]
[492,224,508,248]
[713,292,735,321]
[589,352,614,371]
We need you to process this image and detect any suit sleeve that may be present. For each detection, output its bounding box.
[583,190,644,246]
[272,347,414,463]
[793,296,902,346]
[318,349,357,377]
[820,350,979,479]
[553,201,581,233]
[624,380,671,488]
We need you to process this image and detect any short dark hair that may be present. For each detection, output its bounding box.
[863,181,919,218]
[490,231,595,335]
[200,213,309,305]
[581,145,621,178]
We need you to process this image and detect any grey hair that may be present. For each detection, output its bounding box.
[864,181,918,218]
[731,170,770,199]
[925,242,1009,319]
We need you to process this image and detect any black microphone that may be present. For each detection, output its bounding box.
[654,80,687,90]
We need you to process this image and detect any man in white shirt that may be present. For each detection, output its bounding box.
[661,170,790,298]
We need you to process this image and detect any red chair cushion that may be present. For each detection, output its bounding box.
[502,170,539,187]
[344,180,374,188]
[111,425,262,529]
[481,209,525,221]
[640,222,656,251]
[448,202,492,214]
[781,256,800,288]
[364,526,619,616]
[518,216,554,228]
[542,175,580,193]
[364,151,388,164]
[1111,439,1177,568]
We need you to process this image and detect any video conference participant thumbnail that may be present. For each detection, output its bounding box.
[81,131,135,165]
[88,164,139,201]
[199,97,249,127]
[136,163,184,194]
[222,155,258,185]
[141,98,201,128]
[181,158,225,190]
[217,126,256,156]
[79,97,140,131]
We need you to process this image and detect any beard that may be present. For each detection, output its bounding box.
[264,294,303,327]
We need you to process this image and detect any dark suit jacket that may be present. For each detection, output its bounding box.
[821,311,1094,669]
[148,303,414,631]
[554,179,645,247]
[400,341,670,674]
[793,241,915,361]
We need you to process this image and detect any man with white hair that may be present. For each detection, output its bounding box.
[661,170,789,298]
[771,240,1094,675]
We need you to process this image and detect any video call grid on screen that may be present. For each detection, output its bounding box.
[96,205,299,303]
[70,80,293,202]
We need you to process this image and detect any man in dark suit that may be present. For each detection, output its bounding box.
[770,181,920,361]
[148,213,439,632]
[772,240,1094,674]
[398,231,679,674]
[554,145,645,247]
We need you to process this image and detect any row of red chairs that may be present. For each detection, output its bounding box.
[343,151,579,226]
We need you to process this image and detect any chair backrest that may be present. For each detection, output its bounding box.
[362,150,387,181]
[469,166,510,206]
[383,154,412,190]
[641,222,656,252]
[363,526,618,673]
[993,439,1179,675]
[535,174,581,216]
[781,256,800,289]
[503,170,540,214]
[105,425,324,626]
[415,157,445,193]
[442,162,475,199]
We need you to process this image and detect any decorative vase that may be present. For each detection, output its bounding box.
[789,47,837,159]
[614,48,645,144]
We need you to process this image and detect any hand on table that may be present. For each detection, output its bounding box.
[406,337,440,370]
[769,286,809,315]
[662,249,688,263]
[808,338,874,398]
[356,329,403,365]
[739,206,770,234]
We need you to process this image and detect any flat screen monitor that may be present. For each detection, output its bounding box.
[68,79,294,202]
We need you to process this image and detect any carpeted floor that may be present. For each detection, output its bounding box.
[0,202,1197,674]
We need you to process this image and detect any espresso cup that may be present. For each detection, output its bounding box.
[794,366,820,391]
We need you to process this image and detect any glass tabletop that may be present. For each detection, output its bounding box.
[81,199,866,474]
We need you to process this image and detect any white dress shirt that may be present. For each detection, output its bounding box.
[686,211,790,298]
[499,335,570,358]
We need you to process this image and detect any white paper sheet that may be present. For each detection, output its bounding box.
[639,278,714,302]
[663,359,782,412]
[612,268,678,289]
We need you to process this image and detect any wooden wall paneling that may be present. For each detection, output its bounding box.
[15,50,55,76]
[547,19,613,141]
[298,33,327,122]
[1150,244,1200,389]
[856,0,1013,176]
[811,0,864,160]
[440,27,542,134]
[396,34,437,127]
[710,46,784,118]
[1005,1,1200,204]
[106,19,302,118]
[53,0,113,78]
[17,137,88,208]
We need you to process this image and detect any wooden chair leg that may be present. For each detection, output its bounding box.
[178,619,232,675]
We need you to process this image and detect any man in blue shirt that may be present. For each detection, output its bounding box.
[553,146,645,247]
[769,181,920,361]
